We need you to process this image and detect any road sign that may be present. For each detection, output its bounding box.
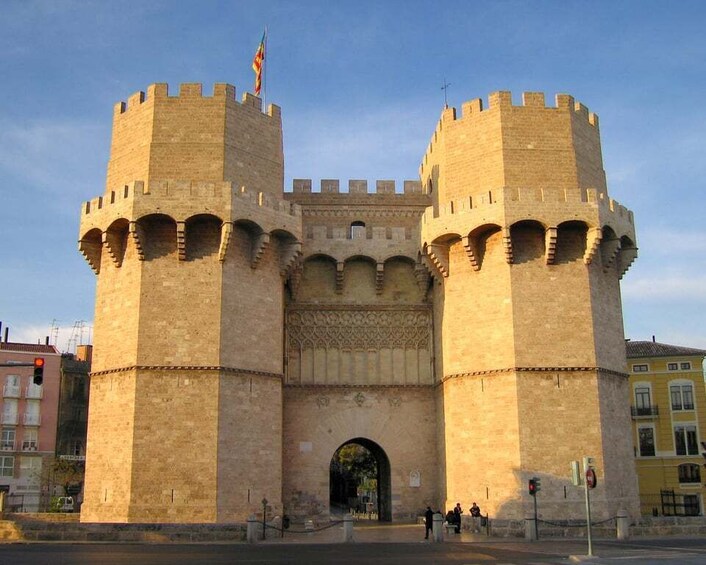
[585,468,597,489]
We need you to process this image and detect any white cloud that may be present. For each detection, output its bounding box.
[623,275,706,302]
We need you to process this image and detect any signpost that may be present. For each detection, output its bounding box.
[583,456,595,557]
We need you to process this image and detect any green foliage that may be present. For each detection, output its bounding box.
[333,444,377,482]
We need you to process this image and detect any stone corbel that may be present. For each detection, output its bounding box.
[251,232,270,269]
[335,262,345,293]
[218,222,233,262]
[176,221,186,261]
[78,237,102,274]
[545,226,558,265]
[502,227,513,264]
[426,244,449,278]
[280,241,302,276]
[601,238,621,273]
[461,235,480,271]
[129,221,145,261]
[583,227,602,265]
[102,229,124,267]
[618,245,638,279]
[375,262,385,294]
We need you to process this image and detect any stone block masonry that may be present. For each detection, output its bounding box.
[78,83,639,524]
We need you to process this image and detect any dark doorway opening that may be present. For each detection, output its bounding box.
[329,437,392,522]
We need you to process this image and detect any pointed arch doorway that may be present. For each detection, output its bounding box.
[329,437,392,522]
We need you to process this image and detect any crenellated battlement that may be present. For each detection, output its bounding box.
[113,82,281,119]
[290,179,423,195]
[421,185,636,259]
[420,92,602,194]
[80,180,301,253]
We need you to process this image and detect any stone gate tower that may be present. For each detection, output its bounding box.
[78,84,639,524]
[420,92,639,517]
[78,84,301,522]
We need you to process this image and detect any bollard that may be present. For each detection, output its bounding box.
[247,514,259,544]
[616,508,629,540]
[432,512,444,542]
[525,515,538,540]
[343,513,354,542]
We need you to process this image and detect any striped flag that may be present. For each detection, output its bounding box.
[252,30,266,96]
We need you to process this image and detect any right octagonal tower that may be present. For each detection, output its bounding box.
[420,91,639,520]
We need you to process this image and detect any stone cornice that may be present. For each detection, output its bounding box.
[443,366,629,381]
[90,365,283,379]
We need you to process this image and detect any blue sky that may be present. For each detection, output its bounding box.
[1,0,705,352]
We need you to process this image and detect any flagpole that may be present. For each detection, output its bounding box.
[263,26,268,109]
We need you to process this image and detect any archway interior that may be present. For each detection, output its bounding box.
[329,437,391,521]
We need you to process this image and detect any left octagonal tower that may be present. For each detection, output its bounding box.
[78,83,301,523]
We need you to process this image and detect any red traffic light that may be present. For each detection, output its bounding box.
[529,479,537,495]
[33,357,45,386]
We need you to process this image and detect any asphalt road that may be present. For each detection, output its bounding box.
[3,538,706,565]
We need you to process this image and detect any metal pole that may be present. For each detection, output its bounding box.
[583,457,593,557]
[262,498,268,540]
[533,492,539,540]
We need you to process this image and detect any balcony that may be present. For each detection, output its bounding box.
[0,441,15,451]
[2,384,20,398]
[23,414,41,426]
[25,385,43,399]
[631,405,659,418]
[1,413,19,425]
[21,442,37,452]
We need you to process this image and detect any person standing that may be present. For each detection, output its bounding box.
[453,502,463,533]
[470,502,481,532]
[424,506,434,539]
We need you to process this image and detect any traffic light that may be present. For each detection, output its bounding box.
[529,477,541,496]
[33,357,45,386]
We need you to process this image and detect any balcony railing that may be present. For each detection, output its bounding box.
[23,414,41,426]
[1,413,19,425]
[2,385,20,398]
[25,385,43,399]
[22,442,38,451]
[631,405,659,418]
[0,441,15,451]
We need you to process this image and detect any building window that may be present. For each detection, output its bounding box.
[632,364,649,372]
[678,463,701,484]
[349,221,366,239]
[674,425,699,455]
[671,383,695,411]
[0,456,13,477]
[22,429,38,451]
[1,399,18,425]
[681,362,692,370]
[668,363,679,371]
[638,427,656,456]
[1,428,15,451]
[634,386,652,414]
[3,374,20,398]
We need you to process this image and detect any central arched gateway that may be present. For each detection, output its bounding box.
[329,437,392,522]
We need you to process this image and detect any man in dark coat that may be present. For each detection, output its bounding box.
[424,506,434,539]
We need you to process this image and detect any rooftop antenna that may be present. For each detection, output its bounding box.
[49,319,60,346]
[441,78,452,108]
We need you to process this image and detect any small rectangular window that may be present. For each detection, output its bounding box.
[0,456,13,477]
[638,427,655,456]
[675,425,699,456]
[668,363,679,371]
[632,364,649,372]
[681,362,692,370]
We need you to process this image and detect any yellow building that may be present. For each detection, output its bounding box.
[627,340,706,516]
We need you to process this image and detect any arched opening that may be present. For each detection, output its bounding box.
[329,437,391,521]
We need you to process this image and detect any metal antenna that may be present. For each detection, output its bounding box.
[441,78,452,108]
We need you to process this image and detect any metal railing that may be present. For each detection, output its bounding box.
[631,405,659,417]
